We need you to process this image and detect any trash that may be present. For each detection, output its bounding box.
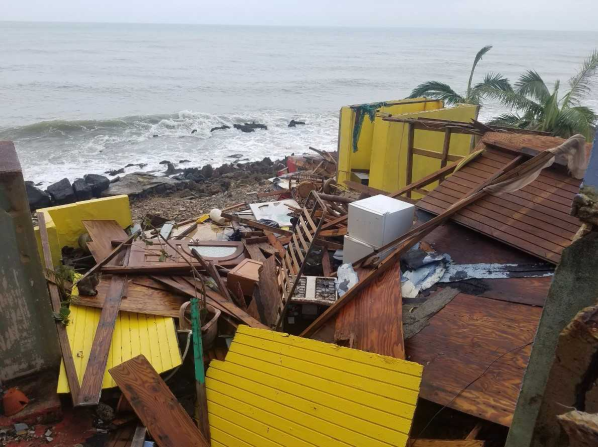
[2,388,29,416]
[336,263,359,297]
[14,423,28,436]
[209,208,227,225]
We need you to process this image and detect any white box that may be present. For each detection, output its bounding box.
[343,235,376,264]
[348,195,414,248]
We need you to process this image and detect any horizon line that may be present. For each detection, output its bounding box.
[1,19,598,34]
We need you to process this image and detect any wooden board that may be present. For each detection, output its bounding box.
[417,148,581,264]
[409,441,484,447]
[76,277,187,318]
[335,260,405,359]
[57,305,181,393]
[256,256,282,328]
[83,220,128,264]
[405,293,542,427]
[109,355,209,447]
[78,275,127,405]
[206,326,423,447]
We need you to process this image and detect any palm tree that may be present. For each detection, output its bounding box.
[485,51,598,139]
[408,46,511,105]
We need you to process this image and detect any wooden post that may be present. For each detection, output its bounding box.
[406,123,415,198]
[440,128,452,180]
[191,297,211,442]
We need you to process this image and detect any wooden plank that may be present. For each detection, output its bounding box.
[409,441,484,447]
[77,277,186,318]
[221,213,293,236]
[131,425,147,447]
[406,123,415,196]
[321,249,332,277]
[406,293,541,426]
[256,256,282,328]
[78,274,127,406]
[412,147,462,162]
[82,220,128,263]
[244,240,266,262]
[440,128,451,169]
[390,158,465,199]
[109,355,209,447]
[265,232,286,258]
[335,260,405,359]
[151,276,267,329]
[37,212,81,405]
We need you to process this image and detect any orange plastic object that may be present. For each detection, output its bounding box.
[2,388,29,416]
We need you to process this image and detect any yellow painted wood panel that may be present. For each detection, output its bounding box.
[206,326,422,447]
[57,305,181,393]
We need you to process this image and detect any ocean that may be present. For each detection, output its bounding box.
[1,22,596,186]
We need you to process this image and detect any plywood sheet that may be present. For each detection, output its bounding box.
[405,293,542,426]
[57,305,181,393]
[417,149,581,264]
[82,219,128,264]
[206,326,423,447]
[335,260,405,359]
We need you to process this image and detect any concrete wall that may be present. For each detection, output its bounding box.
[0,141,60,381]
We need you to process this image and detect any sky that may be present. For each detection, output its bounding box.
[1,0,598,32]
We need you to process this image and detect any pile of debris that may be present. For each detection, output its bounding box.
[1,120,597,447]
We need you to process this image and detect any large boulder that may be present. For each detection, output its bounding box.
[25,181,52,210]
[101,173,183,198]
[72,178,93,201]
[201,164,214,179]
[46,178,75,205]
[84,174,110,197]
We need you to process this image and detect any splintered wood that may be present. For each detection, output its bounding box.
[110,355,209,447]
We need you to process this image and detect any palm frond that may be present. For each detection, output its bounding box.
[488,113,527,128]
[562,50,598,108]
[553,107,594,139]
[477,87,543,116]
[408,81,465,105]
[473,72,512,93]
[542,80,561,132]
[466,45,493,100]
[514,70,550,103]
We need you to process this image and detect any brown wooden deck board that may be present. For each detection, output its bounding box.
[419,149,581,263]
[406,293,542,427]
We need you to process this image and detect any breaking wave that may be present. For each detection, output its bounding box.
[0,110,339,187]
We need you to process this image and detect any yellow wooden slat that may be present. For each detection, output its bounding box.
[210,401,312,447]
[57,305,181,393]
[207,388,348,447]
[224,349,416,418]
[227,342,417,405]
[208,377,373,447]
[236,326,422,377]
[208,363,407,446]
[211,427,252,447]
[206,327,422,447]
[234,332,421,391]
[211,414,283,447]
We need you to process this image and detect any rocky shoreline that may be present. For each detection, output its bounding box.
[26,155,288,221]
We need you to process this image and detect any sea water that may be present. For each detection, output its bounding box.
[0,22,596,186]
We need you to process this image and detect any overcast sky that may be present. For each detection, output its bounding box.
[2,0,598,32]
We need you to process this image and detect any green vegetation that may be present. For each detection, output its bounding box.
[408,46,511,105]
[485,50,598,139]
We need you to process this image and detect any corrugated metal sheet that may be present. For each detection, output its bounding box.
[206,326,423,447]
[57,305,181,392]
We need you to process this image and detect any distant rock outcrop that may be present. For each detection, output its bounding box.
[210,125,230,132]
[233,122,267,133]
[288,120,306,127]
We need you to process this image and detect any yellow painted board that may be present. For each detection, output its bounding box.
[206,327,422,447]
[208,388,346,447]
[211,427,253,447]
[57,305,181,393]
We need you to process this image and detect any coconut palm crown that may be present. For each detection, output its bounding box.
[486,50,598,139]
[408,45,511,105]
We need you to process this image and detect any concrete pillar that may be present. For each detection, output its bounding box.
[506,137,598,447]
[0,141,60,381]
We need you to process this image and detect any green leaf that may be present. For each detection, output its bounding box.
[408,81,466,105]
[563,50,598,108]
[466,45,493,101]
[514,71,551,103]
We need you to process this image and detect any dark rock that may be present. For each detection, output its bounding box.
[233,122,267,133]
[72,178,93,201]
[262,157,273,166]
[217,164,233,176]
[110,176,121,183]
[179,159,191,164]
[101,173,182,198]
[191,129,198,134]
[201,164,214,179]
[159,160,171,165]
[84,174,110,197]
[125,163,147,169]
[105,168,125,176]
[185,172,205,182]
[219,179,232,191]
[210,125,230,132]
[165,162,182,176]
[228,154,243,159]
[46,178,75,205]
[153,134,159,138]
[25,181,52,210]
[288,120,306,127]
